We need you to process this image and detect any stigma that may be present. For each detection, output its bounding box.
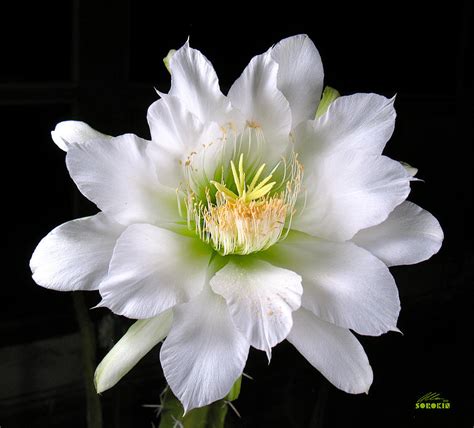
[187,153,302,255]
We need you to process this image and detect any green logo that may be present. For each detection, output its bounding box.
[415,392,451,410]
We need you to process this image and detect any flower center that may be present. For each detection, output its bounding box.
[185,152,302,255]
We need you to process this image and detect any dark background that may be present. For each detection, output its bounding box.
[0,1,472,427]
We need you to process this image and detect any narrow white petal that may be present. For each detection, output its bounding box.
[294,94,396,164]
[210,258,302,359]
[353,201,444,266]
[161,283,249,412]
[271,34,324,127]
[146,95,224,188]
[228,51,292,155]
[293,150,411,241]
[66,134,178,226]
[400,161,418,177]
[148,94,223,151]
[288,308,373,394]
[30,213,124,291]
[265,234,400,335]
[95,309,173,393]
[169,41,235,125]
[99,224,212,319]
[51,121,112,151]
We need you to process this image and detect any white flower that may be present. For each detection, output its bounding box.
[30,35,443,412]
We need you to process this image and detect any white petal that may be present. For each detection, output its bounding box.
[51,121,112,151]
[99,224,212,319]
[353,201,443,266]
[30,213,124,291]
[66,134,178,226]
[288,308,373,394]
[146,95,224,188]
[265,234,400,335]
[169,41,235,126]
[160,282,249,412]
[400,161,418,177]
[294,94,396,164]
[293,150,411,241]
[271,34,324,127]
[228,50,292,154]
[95,309,173,393]
[148,94,219,152]
[210,258,302,359]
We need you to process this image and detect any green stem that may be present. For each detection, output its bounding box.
[159,377,242,428]
[73,292,103,428]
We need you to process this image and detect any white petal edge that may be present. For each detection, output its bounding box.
[293,150,411,242]
[271,34,324,127]
[98,224,212,319]
[169,41,235,126]
[161,281,249,412]
[51,121,112,151]
[352,201,444,266]
[30,213,124,291]
[265,233,400,335]
[66,134,178,226]
[146,94,224,189]
[288,308,373,394]
[95,309,173,393]
[294,94,396,164]
[210,258,302,359]
[228,50,292,157]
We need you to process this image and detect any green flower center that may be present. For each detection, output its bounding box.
[184,151,302,255]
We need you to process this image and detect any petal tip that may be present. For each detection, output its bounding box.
[391,326,404,336]
[94,367,109,394]
[265,348,272,365]
[51,129,68,151]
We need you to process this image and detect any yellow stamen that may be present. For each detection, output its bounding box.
[248,163,266,192]
[249,182,276,200]
[204,196,287,255]
[213,154,276,204]
[230,159,242,195]
[186,152,303,255]
[210,181,239,201]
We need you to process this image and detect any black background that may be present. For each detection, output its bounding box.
[0,1,472,427]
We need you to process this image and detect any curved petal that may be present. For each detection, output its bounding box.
[271,34,324,127]
[264,233,400,335]
[287,308,373,394]
[352,201,444,266]
[51,120,112,151]
[293,150,411,241]
[169,41,236,126]
[146,95,224,188]
[66,134,178,226]
[160,282,249,412]
[30,213,124,291]
[95,309,173,393]
[210,258,302,359]
[98,224,212,319]
[148,95,207,151]
[294,94,396,164]
[228,50,292,156]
